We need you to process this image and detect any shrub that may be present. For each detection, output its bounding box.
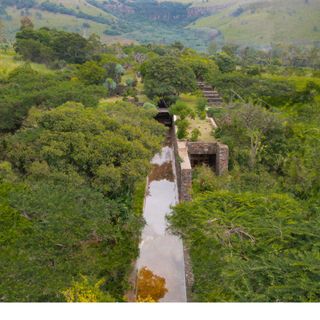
[190,128,201,141]
[176,118,189,139]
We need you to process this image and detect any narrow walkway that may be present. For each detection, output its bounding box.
[135,140,187,302]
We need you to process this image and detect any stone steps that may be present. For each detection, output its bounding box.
[197,81,223,105]
[204,94,221,98]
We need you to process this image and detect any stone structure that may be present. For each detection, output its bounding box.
[155,108,173,126]
[172,117,229,202]
[198,81,223,105]
[172,127,193,202]
[188,141,229,176]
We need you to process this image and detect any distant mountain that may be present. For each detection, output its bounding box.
[1,0,319,50]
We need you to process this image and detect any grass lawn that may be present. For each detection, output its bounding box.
[179,94,216,142]
[187,117,215,143]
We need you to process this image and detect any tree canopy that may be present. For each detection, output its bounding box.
[0,64,107,132]
[170,191,320,302]
[141,56,196,107]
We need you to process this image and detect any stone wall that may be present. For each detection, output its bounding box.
[188,141,229,175]
[172,122,192,202]
[172,116,229,202]
[216,143,229,176]
[187,141,217,155]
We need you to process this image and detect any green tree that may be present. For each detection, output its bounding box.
[4,101,165,195]
[214,52,236,73]
[216,102,287,170]
[15,27,96,64]
[0,101,165,302]
[176,118,189,140]
[190,128,201,141]
[181,54,219,81]
[77,61,106,85]
[0,65,107,132]
[141,56,196,107]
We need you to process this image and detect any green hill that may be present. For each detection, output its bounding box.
[189,0,320,47]
[1,0,319,49]
[1,0,122,43]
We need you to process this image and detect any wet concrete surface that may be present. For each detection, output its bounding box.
[135,144,187,302]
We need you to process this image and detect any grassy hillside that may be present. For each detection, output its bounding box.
[190,0,320,47]
[1,0,319,49]
[0,49,54,76]
[1,0,136,44]
[0,0,213,49]
[5,7,106,38]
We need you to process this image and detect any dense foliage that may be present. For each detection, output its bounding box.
[0,100,165,301]
[0,180,139,301]
[141,56,196,107]
[211,72,299,106]
[4,101,165,196]
[0,28,169,302]
[0,64,107,132]
[170,98,320,302]
[170,191,320,302]
[15,27,98,64]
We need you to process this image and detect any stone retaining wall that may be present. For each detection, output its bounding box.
[172,116,229,202]
[172,122,192,202]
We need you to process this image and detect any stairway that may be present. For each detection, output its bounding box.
[198,81,223,105]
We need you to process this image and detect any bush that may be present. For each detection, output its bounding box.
[196,97,207,117]
[77,61,106,85]
[211,72,297,106]
[143,102,157,112]
[190,128,201,141]
[169,100,195,120]
[213,52,236,73]
[0,65,107,132]
[176,118,189,139]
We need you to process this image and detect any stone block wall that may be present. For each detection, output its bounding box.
[172,123,193,202]
[187,141,229,175]
[187,142,217,155]
[180,164,192,202]
[172,117,229,202]
[216,143,229,176]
